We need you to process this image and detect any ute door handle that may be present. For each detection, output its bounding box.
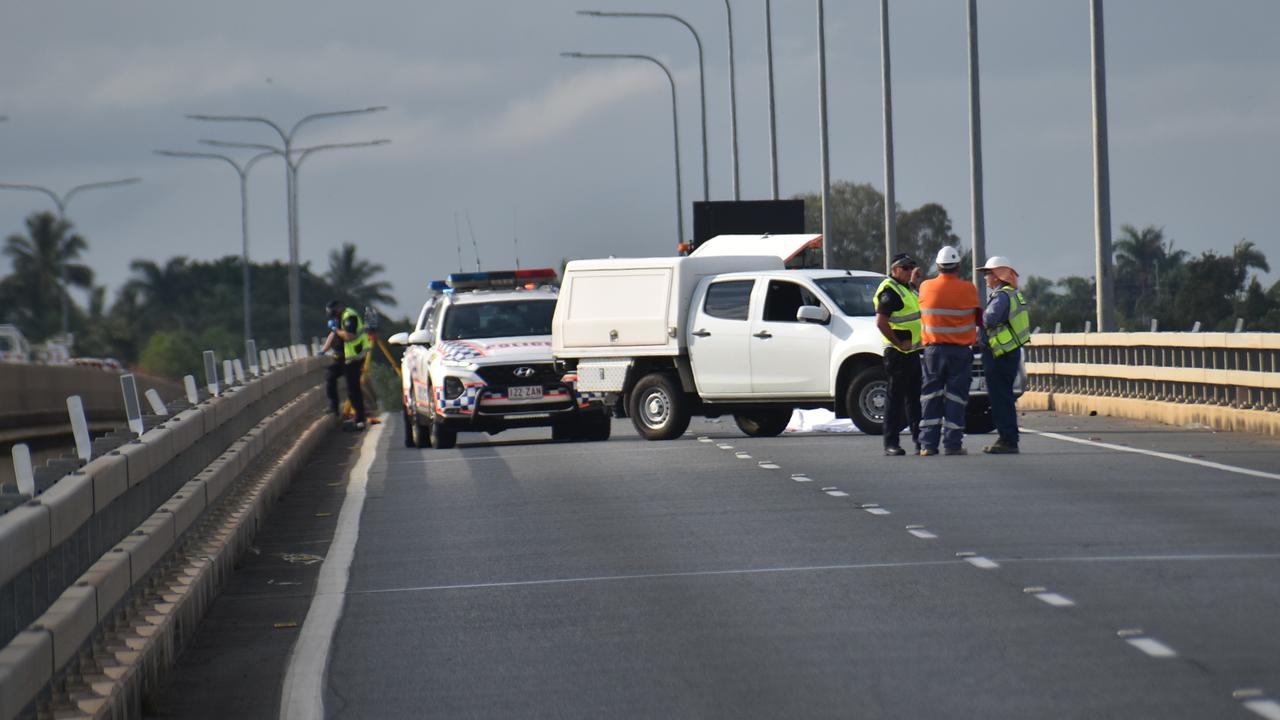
[753,331,773,339]
[691,329,712,337]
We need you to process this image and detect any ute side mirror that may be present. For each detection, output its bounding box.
[796,305,831,325]
[387,332,410,346]
[407,329,435,345]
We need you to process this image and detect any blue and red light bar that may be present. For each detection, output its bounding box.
[445,268,558,291]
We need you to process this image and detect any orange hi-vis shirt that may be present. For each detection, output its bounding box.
[918,273,980,346]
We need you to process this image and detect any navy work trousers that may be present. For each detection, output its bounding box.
[920,344,972,451]
[982,346,1021,446]
[326,360,366,421]
[883,348,922,449]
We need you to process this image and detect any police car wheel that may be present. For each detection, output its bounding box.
[580,412,613,441]
[429,419,457,449]
[629,372,691,441]
[733,410,791,437]
[846,366,889,435]
[402,409,416,448]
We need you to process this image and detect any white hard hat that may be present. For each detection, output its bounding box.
[977,255,1014,272]
[935,246,961,267]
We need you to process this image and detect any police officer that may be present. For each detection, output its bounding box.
[977,256,1031,454]
[321,300,368,431]
[874,253,923,456]
[918,246,981,456]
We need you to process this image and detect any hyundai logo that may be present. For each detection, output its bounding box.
[513,366,537,379]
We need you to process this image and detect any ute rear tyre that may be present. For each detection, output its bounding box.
[429,419,457,449]
[402,409,415,448]
[733,410,792,437]
[410,410,430,449]
[628,372,691,441]
[845,366,889,435]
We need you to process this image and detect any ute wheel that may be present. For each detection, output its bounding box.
[628,372,691,441]
[402,409,415,448]
[845,366,889,435]
[551,421,574,441]
[429,419,457,449]
[580,412,613,441]
[733,410,792,437]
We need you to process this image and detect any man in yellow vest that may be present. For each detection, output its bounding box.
[917,246,981,456]
[977,256,1031,454]
[321,299,368,431]
[874,253,924,456]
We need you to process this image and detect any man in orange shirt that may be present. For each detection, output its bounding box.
[917,246,981,456]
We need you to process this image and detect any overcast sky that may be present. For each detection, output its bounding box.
[2,1,1277,315]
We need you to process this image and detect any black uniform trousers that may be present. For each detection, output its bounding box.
[883,348,922,449]
[326,359,366,421]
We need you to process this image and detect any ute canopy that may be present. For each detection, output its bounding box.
[690,234,822,266]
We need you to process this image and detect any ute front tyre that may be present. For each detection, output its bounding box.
[845,366,889,435]
[402,409,415,448]
[629,373,691,441]
[580,411,613,441]
[429,419,457,449]
[733,410,792,437]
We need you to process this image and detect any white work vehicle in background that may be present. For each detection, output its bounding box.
[552,237,1003,440]
[389,269,611,449]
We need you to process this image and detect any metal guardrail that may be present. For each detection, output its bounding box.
[0,346,329,719]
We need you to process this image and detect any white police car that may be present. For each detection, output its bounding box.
[388,269,612,449]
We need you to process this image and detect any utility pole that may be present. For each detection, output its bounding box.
[1090,0,1115,330]
[880,0,897,274]
[966,0,987,297]
[817,0,832,269]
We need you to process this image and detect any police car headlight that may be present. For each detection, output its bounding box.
[441,360,479,370]
[443,376,465,400]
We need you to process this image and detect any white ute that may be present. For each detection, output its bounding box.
[390,269,611,449]
[553,246,1003,440]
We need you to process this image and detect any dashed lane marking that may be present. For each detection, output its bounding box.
[735,452,753,459]
[697,436,713,443]
[1126,637,1178,658]
[906,526,938,540]
[1024,428,1280,481]
[1034,592,1076,607]
[791,474,812,483]
[718,444,735,450]
[1243,699,1280,720]
[758,462,781,470]
[861,504,891,516]
[965,556,1000,570]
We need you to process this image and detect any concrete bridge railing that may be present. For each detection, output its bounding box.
[1021,332,1280,436]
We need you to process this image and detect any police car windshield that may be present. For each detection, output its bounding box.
[441,299,557,341]
[814,276,882,317]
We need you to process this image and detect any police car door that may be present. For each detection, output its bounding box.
[688,278,756,397]
[749,278,832,396]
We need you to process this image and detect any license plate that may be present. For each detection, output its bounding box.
[508,385,543,400]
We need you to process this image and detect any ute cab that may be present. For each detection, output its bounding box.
[389,268,611,449]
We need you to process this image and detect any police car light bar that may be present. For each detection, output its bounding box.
[427,280,448,292]
[445,268,557,291]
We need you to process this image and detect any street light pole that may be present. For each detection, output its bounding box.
[562,52,684,247]
[0,178,141,337]
[724,0,741,200]
[766,0,780,200]
[966,0,987,297]
[154,149,275,346]
[816,0,832,269]
[880,0,897,274]
[1090,0,1115,331]
[185,107,387,344]
[577,10,709,204]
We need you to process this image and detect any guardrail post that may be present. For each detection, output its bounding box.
[203,351,220,397]
[144,389,169,417]
[1150,318,1158,332]
[259,350,270,373]
[1084,321,1092,333]
[1191,321,1202,333]
[246,339,259,377]
[1053,322,1062,334]
[183,375,199,405]
[11,443,34,496]
[1235,318,1245,333]
[233,359,246,384]
[222,360,234,388]
[119,374,144,437]
[66,396,92,463]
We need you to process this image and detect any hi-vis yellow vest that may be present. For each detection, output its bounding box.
[874,278,922,353]
[988,286,1030,357]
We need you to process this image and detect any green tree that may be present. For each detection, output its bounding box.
[1,211,93,340]
[125,257,193,332]
[1112,224,1187,324]
[326,243,393,312]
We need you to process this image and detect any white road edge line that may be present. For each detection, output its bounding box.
[1244,699,1280,720]
[279,419,385,720]
[1034,592,1076,607]
[966,556,1000,570]
[1126,637,1178,658]
[908,529,938,540]
[1024,428,1280,481]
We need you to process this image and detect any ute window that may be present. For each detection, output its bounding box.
[704,280,754,321]
[441,299,557,340]
[814,276,882,317]
[762,280,822,322]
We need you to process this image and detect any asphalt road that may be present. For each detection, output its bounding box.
[153,410,1280,719]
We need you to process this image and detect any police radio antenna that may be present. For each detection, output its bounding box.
[465,210,481,271]
[513,209,521,270]
[453,212,464,272]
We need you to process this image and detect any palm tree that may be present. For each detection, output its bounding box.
[325,243,393,311]
[1113,224,1187,322]
[1231,240,1270,296]
[125,257,192,332]
[2,211,93,339]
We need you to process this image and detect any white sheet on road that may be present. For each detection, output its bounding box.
[785,408,856,433]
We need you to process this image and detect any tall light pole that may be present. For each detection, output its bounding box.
[577,10,709,203]
[966,0,987,296]
[562,52,685,247]
[765,0,780,200]
[1090,0,1115,331]
[724,0,742,200]
[154,149,275,347]
[0,178,140,337]
[185,107,387,344]
[816,0,832,269]
[880,0,897,274]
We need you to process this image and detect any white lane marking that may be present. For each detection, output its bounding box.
[735,452,753,459]
[965,556,1000,570]
[718,444,735,450]
[279,419,385,720]
[864,507,891,516]
[825,490,849,497]
[351,558,962,596]
[1244,699,1280,720]
[759,462,781,470]
[1000,552,1280,566]
[1034,592,1076,607]
[1025,428,1280,481]
[907,528,938,540]
[1126,637,1178,658]
[697,436,713,443]
[791,474,812,482]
